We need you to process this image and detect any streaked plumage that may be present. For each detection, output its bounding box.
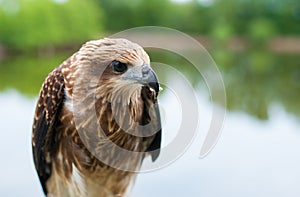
[32,38,161,197]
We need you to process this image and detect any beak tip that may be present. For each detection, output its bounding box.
[141,68,159,94]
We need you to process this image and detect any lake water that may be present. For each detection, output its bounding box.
[0,50,300,196]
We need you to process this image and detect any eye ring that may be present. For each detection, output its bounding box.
[112,61,128,74]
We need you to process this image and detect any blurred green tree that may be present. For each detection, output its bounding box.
[0,0,103,51]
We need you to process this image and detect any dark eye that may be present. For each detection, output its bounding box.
[112,61,128,74]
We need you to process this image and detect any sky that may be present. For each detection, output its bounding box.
[0,89,300,197]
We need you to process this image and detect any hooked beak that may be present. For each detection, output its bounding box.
[121,64,160,94]
[140,65,159,94]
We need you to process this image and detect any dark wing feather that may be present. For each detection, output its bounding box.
[146,101,162,162]
[32,67,65,194]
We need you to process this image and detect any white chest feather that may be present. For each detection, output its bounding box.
[46,163,87,197]
[46,162,135,197]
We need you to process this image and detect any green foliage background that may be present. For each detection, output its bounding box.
[0,0,299,51]
[0,0,103,51]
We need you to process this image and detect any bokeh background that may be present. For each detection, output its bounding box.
[0,0,300,196]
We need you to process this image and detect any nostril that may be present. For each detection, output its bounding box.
[142,65,150,76]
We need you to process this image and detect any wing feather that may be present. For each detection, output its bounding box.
[32,67,65,194]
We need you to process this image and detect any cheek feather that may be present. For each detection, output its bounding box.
[108,80,143,107]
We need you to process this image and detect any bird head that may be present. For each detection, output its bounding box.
[65,38,161,136]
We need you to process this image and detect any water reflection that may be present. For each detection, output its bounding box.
[0,53,70,95]
[216,49,300,120]
[148,49,300,120]
[0,49,299,120]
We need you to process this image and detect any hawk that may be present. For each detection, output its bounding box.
[32,38,162,197]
